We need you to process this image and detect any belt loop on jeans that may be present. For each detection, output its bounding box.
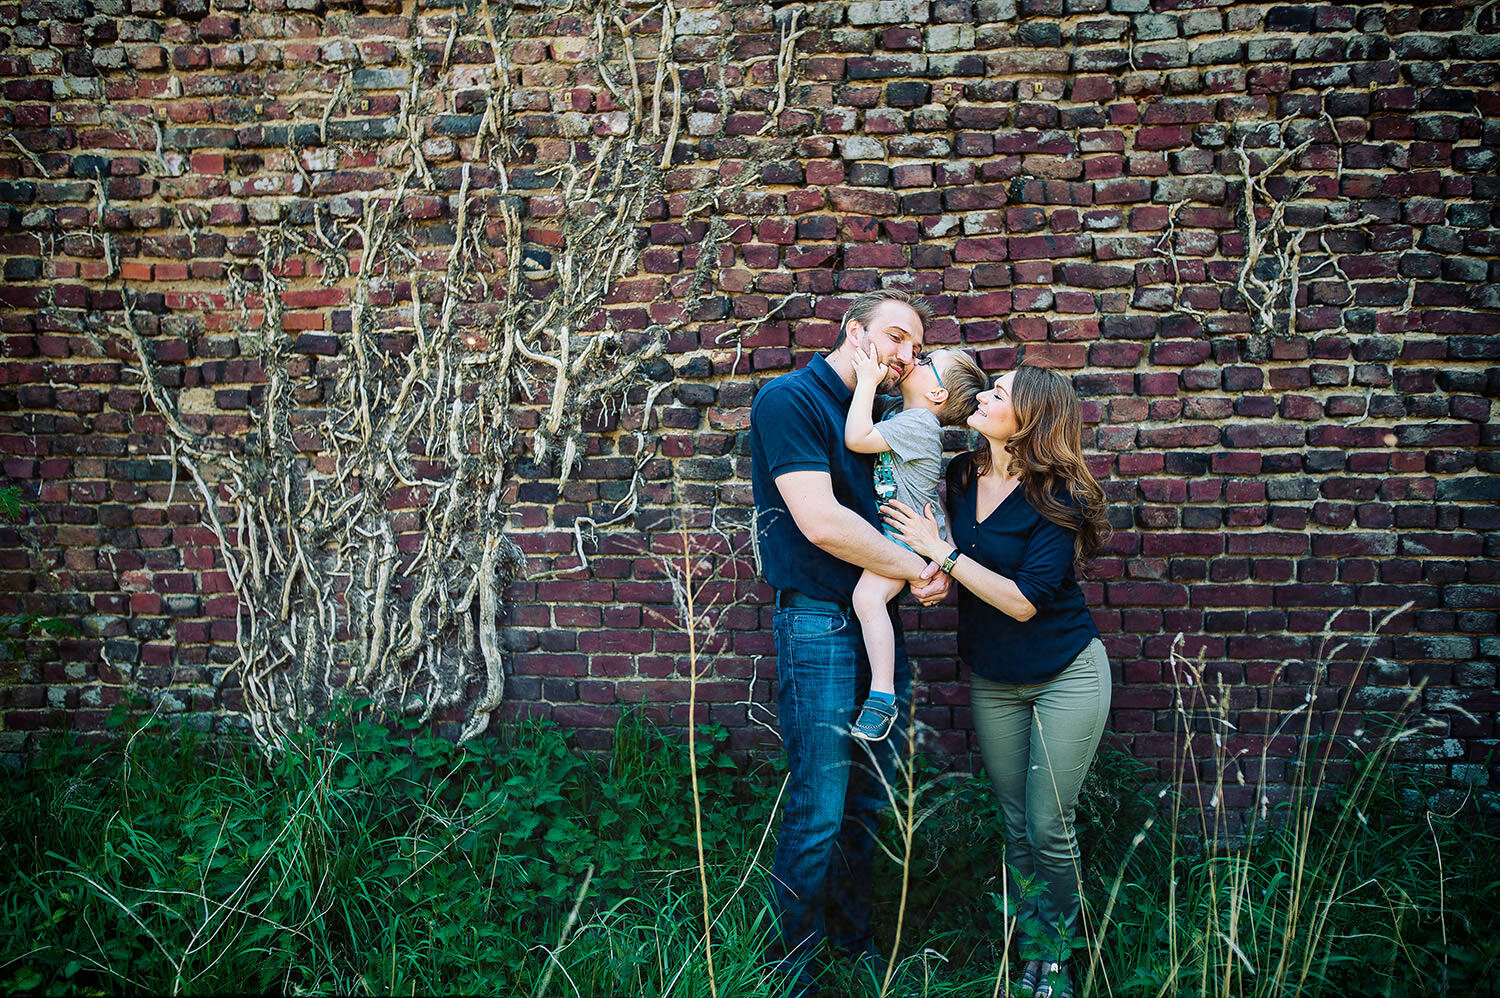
[775,589,849,612]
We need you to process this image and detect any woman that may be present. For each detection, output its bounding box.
[883,363,1112,998]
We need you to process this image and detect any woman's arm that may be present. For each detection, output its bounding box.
[882,498,1038,621]
[844,344,892,454]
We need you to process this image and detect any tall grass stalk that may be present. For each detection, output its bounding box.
[535,863,593,997]
[1080,604,1472,998]
[659,775,787,998]
[863,720,979,998]
[988,861,1016,998]
[677,527,718,998]
[881,705,921,998]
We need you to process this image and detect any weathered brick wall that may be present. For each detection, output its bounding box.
[1,0,1496,798]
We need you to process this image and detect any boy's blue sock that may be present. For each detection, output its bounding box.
[865,690,896,707]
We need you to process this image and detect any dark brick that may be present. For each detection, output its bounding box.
[886,81,931,107]
[6,6,1495,786]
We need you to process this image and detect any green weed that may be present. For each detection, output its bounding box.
[0,687,1495,996]
[0,707,773,996]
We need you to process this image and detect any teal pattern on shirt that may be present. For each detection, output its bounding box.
[874,451,898,503]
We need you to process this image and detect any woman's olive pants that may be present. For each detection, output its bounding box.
[971,638,1112,960]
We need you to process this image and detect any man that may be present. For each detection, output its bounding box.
[749,288,952,995]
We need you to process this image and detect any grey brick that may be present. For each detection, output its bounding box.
[1191,39,1242,65]
[839,135,887,160]
[1076,16,1127,42]
[975,0,1018,20]
[1248,37,1294,61]
[1154,176,1226,202]
[1393,34,1451,60]
[848,0,930,25]
[1454,34,1500,59]
[1437,476,1500,502]
[352,68,408,90]
[53,76,102,98]
[428,115,481,137]
[926,23,974,49]
[104,638,141,663]
[1132,13,1177,39]
[1179,9,1221,35]
[1445,587,1500,609]
[1443,257,1488,282]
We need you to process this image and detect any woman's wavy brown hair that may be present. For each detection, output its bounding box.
[964,363,1111,564]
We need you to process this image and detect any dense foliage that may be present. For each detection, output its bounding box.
[2,709,1495,996]
[0,708,765,996]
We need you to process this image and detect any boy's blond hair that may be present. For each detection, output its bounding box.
[928,348,987,427]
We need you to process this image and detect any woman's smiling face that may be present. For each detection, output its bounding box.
[968,371,1018,442]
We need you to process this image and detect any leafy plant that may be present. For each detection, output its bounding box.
[1,670,1496,996]
[0,708,776,996]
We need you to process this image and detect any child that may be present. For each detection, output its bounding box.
[845,344,987,741]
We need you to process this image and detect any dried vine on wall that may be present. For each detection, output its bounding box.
[70,0,792,747]
[1150,110,1413,426]
[1231,114,1379,349]
[1153,113,1385,353]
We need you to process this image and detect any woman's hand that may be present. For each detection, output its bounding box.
[851,343,887,388]
[881,499,946,561]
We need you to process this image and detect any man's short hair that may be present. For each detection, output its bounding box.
[834,289,934,347]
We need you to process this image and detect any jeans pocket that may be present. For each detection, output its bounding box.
[779,609,849,639]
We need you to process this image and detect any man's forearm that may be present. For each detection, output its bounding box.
[774,469,939,590]
[809,506,929,581]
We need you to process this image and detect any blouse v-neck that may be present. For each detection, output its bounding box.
[974,475,1022,524]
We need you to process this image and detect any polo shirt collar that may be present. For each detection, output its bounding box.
[809,352,853,402]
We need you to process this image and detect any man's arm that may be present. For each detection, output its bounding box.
[775,470,951,600]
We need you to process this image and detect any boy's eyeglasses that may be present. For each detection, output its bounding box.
[917,354,945,390]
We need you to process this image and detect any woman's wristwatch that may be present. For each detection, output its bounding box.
[940,548,961,574]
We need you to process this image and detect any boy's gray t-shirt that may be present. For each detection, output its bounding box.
[872,407,949,540]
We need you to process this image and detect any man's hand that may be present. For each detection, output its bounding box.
[910,565,951,606]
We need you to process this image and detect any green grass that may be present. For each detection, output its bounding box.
[1,700,1495,997]
[0,707,779,996]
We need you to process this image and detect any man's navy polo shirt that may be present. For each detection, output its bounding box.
[750,354,879,604]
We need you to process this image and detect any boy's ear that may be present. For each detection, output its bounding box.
[928,385,950,404]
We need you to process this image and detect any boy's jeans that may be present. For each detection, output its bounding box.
[769,595,911,982]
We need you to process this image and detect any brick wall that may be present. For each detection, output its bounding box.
[1,0,1496,796]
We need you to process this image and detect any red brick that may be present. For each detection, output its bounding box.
[4,14,1489,790]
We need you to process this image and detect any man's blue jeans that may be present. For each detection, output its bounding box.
[769,594,911,978]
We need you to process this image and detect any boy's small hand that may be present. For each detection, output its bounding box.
[851,344,887,386]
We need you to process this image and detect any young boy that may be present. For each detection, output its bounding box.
[845,343,987,741]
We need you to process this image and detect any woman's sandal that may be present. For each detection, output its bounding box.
[1032,962,1073,998]
[1016,959,1045,997]
[850,697,897,741]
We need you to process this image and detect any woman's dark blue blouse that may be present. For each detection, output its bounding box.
[946,452,1100,684]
